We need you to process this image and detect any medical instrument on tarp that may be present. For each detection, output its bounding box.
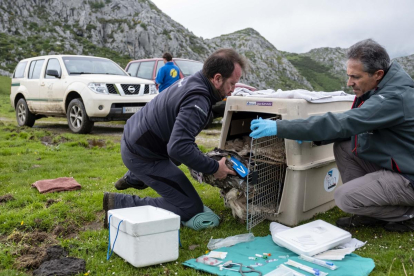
[285,259,328,276]
[195,255,222,266]
[255,253,268,259]
[207,251,228,259]
[265,258,278,263]
[299,254,338,270]
[264,264,306,276]
[207,233,255,250]
[219,261,263,275]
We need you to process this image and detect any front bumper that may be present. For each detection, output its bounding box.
[89,102,147,121]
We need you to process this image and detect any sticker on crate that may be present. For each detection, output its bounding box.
[246,101,273,106]
[324,168,339,192]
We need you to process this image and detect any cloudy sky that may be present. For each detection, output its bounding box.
[151,0,414,58]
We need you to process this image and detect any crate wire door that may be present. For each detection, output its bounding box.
[246,117,287,231]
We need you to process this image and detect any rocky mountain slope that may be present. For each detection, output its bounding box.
[287,48,414,92]
[0,0,310,90]
[395,54,414,79]
[303,47,348,79]
[0,0,208,65]
[206,28,312,90]
[0,0,412,90]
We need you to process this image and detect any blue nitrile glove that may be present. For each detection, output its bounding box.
[250,118,277,139]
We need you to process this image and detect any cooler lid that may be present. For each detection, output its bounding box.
[108,206,181,236]
[272,219,352,256]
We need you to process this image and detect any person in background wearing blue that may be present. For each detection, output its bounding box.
[250,39,414,233]
[155,52,181,92]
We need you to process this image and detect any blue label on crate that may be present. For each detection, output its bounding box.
[324,168,339,192]
[257,102,273,106]
[229,156,248,178]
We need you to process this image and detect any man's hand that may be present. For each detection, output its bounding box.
[213,157,237,180]
[250,118,277,139]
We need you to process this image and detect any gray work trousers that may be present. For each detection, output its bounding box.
[333,140,414,222]
[113,138,204,221]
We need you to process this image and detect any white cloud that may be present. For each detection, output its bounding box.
[151,0,414,58]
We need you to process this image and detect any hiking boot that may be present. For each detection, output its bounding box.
[103,192,117,229]
[336,215,387,228]
[114,176,148,190]
[384,218,414,233]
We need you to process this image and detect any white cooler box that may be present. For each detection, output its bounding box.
[108,206,180,267]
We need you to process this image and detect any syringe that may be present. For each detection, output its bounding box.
[299,254,338,270]
[285,259,328,276]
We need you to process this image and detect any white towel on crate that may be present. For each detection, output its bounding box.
[232,88,356,103]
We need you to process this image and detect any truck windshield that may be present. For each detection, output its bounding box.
[174,60,203,77]
[63,56,127,76]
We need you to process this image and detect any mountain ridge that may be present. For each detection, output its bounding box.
[0,0,412,91]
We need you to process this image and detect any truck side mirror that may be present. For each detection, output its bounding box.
[46,69,61,78]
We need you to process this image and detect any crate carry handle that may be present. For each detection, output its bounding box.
[106,214,124,260]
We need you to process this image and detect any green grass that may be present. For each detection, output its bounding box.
[0,86,413,275]
[0,75,13,120]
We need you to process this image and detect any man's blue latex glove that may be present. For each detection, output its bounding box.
[250,118,277,139]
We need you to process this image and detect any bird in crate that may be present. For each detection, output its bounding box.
[190,134,287,223]
[189,148,274,223]
[189,148,252,223]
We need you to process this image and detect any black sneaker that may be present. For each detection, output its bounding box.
[103,192,117,229]
[384,218,414,233]
[336,215,387,228]
[114,176,148,190]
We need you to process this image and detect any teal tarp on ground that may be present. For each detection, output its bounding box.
[183,235,375,276]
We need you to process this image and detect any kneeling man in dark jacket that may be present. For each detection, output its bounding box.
[103,49,247,228]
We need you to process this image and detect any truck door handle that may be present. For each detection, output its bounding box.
[40,82,45,86]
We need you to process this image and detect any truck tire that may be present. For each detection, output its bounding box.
[67,98,94,134]
[16,98,36,127]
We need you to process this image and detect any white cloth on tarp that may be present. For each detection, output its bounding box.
[269,222,366,260]
[336,238,367,249]
[313,248,355,260]
[269,221,291,234]
[232,88,355,103]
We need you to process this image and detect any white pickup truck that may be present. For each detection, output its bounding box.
[10,55,157,134]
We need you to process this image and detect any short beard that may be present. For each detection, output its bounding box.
[218,83,227,100]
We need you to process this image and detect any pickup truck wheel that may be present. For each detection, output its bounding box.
[16,98,36,127]
[67,99,94,134]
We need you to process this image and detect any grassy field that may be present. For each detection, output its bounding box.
[1,75,414,275]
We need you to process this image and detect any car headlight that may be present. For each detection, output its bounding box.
[149,84,158,94]
[88,83,109,94]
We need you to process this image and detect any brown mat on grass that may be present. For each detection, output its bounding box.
[32,177,81,193]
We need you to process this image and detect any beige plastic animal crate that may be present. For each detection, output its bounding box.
[219,96,352,228]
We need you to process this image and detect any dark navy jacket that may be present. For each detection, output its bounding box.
[123,71,221,174]
[155,61,180,92]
